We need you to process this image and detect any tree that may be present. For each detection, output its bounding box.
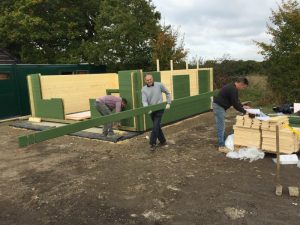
[80,0,161,71]
[151,25,188,71]
[256,0,300,102]
[0,0,188,71]
[0,0,99,63]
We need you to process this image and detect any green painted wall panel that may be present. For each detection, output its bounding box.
[0,64,106,119]
[198,70,210,94]
[173,75,190,99]
[29,74,65,119]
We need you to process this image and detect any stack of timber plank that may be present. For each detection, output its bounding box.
[261,116,298,153]
[233,116,261,148]
[233,115,299,154]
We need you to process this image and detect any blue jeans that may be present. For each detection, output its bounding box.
[150,110,166,145]
[213,103,226,147]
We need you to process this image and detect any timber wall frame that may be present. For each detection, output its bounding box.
[19,91,216,147]
[27,68,214,132]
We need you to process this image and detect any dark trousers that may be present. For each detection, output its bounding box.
[95,101,113,135]
[150,110,166,145]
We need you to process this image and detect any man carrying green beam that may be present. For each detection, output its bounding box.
[142,74,171,151]
[18,91,216,148]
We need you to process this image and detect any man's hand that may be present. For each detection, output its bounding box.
[148,110,152,114]
[116,123,122,129]
[113,122,122,129]
[165,103,170,110]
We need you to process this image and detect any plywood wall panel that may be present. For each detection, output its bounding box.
[40,74,118,114]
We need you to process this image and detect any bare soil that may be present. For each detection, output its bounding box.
[1,109,300,225]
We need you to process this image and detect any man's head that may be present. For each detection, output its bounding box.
[121,98,127,109]
[144,74,154,86]
[235,77,249,90]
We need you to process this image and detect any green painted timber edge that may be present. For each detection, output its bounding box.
[106,89,120,95]
[89,99,102,118]
[18,90,217,147]
[173,75,190,99]
[133,71,144,131]
[198,70,210,94]
[118,70,136,128]
[28,74,64,119]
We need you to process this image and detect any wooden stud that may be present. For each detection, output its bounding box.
[27,75,36,117]
[156,59,160,72]
[273,129,282,198]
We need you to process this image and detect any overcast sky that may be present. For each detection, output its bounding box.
[152,0,281,62]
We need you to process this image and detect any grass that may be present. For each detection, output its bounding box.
[239,75,274,112]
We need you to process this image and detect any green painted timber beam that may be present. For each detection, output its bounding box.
[18,91,217,147]
[106,89,120,95]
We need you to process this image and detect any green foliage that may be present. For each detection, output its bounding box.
[0,0,99,63]
[256,0,300,103]
[151,25,188,70]
[189,55,265,88]
[0,0,188,71]
[239,76,273,108]
[80,0,161,71]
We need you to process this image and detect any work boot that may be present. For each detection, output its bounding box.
[218,146,230,154]
[107,133,118,139]
[157,141,168,147]
[149,144,156,152]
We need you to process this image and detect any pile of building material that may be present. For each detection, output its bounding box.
[234,115,299,154]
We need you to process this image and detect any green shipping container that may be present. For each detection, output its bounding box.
[0,64,106,119]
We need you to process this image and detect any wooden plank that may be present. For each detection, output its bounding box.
[27,75,36,117]
[18,91,216,147]
[65,111,91,121]
[160,70,173,101]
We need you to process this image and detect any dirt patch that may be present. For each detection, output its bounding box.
[1,109,300,225]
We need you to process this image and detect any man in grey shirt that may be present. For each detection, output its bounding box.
[142,74,171,151]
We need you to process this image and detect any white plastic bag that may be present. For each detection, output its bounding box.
[226,147,265,162]
[225,134,235,151]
